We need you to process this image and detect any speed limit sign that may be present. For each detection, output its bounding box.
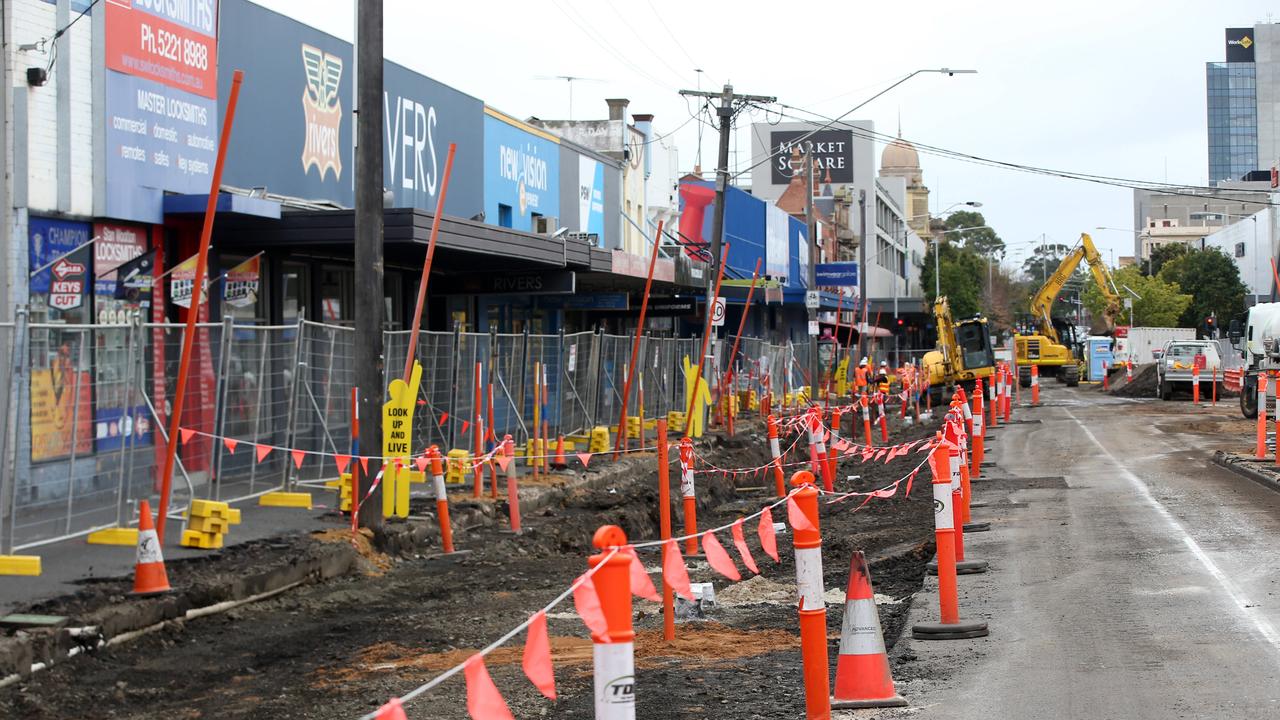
[711,297,726,327]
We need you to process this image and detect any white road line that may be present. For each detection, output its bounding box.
[1065,408,1280,658]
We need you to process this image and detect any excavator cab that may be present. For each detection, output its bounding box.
[955,318,996,373]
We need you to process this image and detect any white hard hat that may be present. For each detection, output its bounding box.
[860,356,868,365]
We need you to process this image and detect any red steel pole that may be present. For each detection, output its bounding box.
[615,220,666,458]
[722,257,762,429]
[157,70,244,542]
[402,144,457,382]
[684,243,731,439]
[657,419,675,641]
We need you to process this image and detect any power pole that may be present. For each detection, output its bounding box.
[806,155,818,396]
[858,189,867,362]
[355,0,385,531]
[679,84,775,384]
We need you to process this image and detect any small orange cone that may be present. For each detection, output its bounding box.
[830,550,907,709]
[132,500,171,595]
[552,435,568,471]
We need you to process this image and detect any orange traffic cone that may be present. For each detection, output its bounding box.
[552,435,568,471]
[831,550,907,709]
[132,500,171,595]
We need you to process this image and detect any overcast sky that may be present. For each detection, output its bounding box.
[254,0,1278,275]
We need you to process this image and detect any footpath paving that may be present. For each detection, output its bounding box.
[870,389,1280,719]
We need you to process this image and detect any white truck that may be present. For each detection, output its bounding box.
[1227,302,1280,418]
[1112,326,1196,366]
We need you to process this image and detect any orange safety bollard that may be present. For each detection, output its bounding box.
[788,470,831,720]
[827,407,843,488]
[806,407,834,492]
[504,435,521,534]
[132,500,171,595]
[428,446,454,553]
[587,525,636,717]
[913,440,989,640]
[473,362,484,496]
[679,437,699,556]
[830,550,908,709]
[1274,383,1280,468]
[1102,361,1109,391]
[553,436,568,471]
[656,419,675,642]
[971,378,985,478]
[957,387,972,439]
[1031,364,1040,405]
[989,370,1000,428]
[1002,367,1012,422]
[767,415,787,498]
[861,393,873,446]
[1193,364,1201,404]
[1257,374,1269,459]
[1126,360,1133,381]
[487,383,499,495]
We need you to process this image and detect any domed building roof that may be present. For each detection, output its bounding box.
[881,138,920,172]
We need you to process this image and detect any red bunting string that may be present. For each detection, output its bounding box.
[576,452,591,468]
[662,539,694,600]
[222,437,238,454]
[464,655,515,720]
[179,427,196,445]
[522,611,557,701]
[730,519,760,575]
[291,449,306,469]
[572,574,608,639]
[622,546,659,602]
[255,443,272,463]
[701,531,741,581]
[335,453,351,475]
[758,507,779,562]
[374,697,408,720]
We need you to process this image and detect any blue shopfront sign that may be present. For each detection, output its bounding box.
[215,0,483,217]
[577,155,606,241]
[484,112,560,232]
[815,262,858,286]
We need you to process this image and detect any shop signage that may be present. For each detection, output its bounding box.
[538,293,629,310]
[484,112,560,232]
[223,256,261,307]
[769,129,854,185]
[30,217,92,317]
[646,297,696,316]
[215,0,483,217]
[102,0,219,223]
[49,260,86,311]
[436,271,576,296]
[816,262,858,286]
[1227,27,1255,63]
[611,250,675,282]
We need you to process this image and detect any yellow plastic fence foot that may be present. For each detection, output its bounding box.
[86,527,140,546]
[258,491,313,509]
[0,555,41,576]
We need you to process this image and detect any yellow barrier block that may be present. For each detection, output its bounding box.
[180,529,224,550]
[86,527,139,546]
[667,411,686,433]
[0,555,41,576]
[187,515,230,534]
[190,499,232,519]
[625,416,642,439]
[405,470,425,484]
[227,508,241,524]
[394,468,411,518]
[524,438,548,463]
[258,491,313,509]
[445,449,471,484]
[588,426,611,454]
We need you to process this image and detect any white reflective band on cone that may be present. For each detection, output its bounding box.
[680,469,695,498]
[593,642,636,719]
[933,482,954,530]
[973,412,984,437]
[862,407,870,420]
[949,454,961,492]
[769,437,782,458]
[136,529,163,565]
[432,475,447,501]
[962,402,972,420]
[794,547,825,611]
[838,598,888,655]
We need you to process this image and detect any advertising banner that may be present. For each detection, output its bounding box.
[114,250,156,308]
[484,112,560,232]
[103,0,219,222]
[765,204,790,279]
[215,0,483,217]
[768,129,854,185]
[30,361,93,463]
[816,262,859,286]
[169,252,205,308]
[223,255,261,308]
[30,217,92,317]
[93,223,148,295]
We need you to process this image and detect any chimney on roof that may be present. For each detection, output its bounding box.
[632,113,654,179]
[606,98,630,121]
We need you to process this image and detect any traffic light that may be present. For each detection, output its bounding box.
[896,318,904,326]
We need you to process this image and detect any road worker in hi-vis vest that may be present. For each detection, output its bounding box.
[876,361,891,394]
[855,357,869,392]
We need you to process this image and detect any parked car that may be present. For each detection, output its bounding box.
[1155,340,1221,400]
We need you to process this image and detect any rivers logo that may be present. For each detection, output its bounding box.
[301,44,343,181]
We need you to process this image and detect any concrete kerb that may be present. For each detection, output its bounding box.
[1210,451,1280,495]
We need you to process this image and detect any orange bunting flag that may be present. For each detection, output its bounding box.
[255,443,272,463]
[291,449,306,469]
[906,468,918,496]
[622,545,659,601]
[758,507,780,562]
[522,611,557,700]
[179,427,196,445]
[701,531,741,581]
[374,697,408,720]
[662,539,694,600]
[573,573,609,638]
[730,518,760,575]
[359,456,370,475]
[496,453,512,473]
[576,452,592,468]
[334,453,351,475]
[787,496,816,532]
[223,437,238,455]
[414,455,428,473]
[464,655,515,720]
[461,420,470,435]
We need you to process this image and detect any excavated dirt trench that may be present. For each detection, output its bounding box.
[0,411,942,720]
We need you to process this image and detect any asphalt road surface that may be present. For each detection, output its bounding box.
[873,387,1280,719]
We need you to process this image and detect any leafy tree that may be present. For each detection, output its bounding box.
[923,240,987,319]
[944,211,1005,259]
[1157,248,1247,330]
[1143,243,1188,277]
[1082,265,1191,328]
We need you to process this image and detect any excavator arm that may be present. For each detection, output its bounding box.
[1028,233,1122,340]
[1080,232,1122,332]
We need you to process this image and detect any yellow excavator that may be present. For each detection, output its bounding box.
[1015,232,1122,387]
[922,296,996,403]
